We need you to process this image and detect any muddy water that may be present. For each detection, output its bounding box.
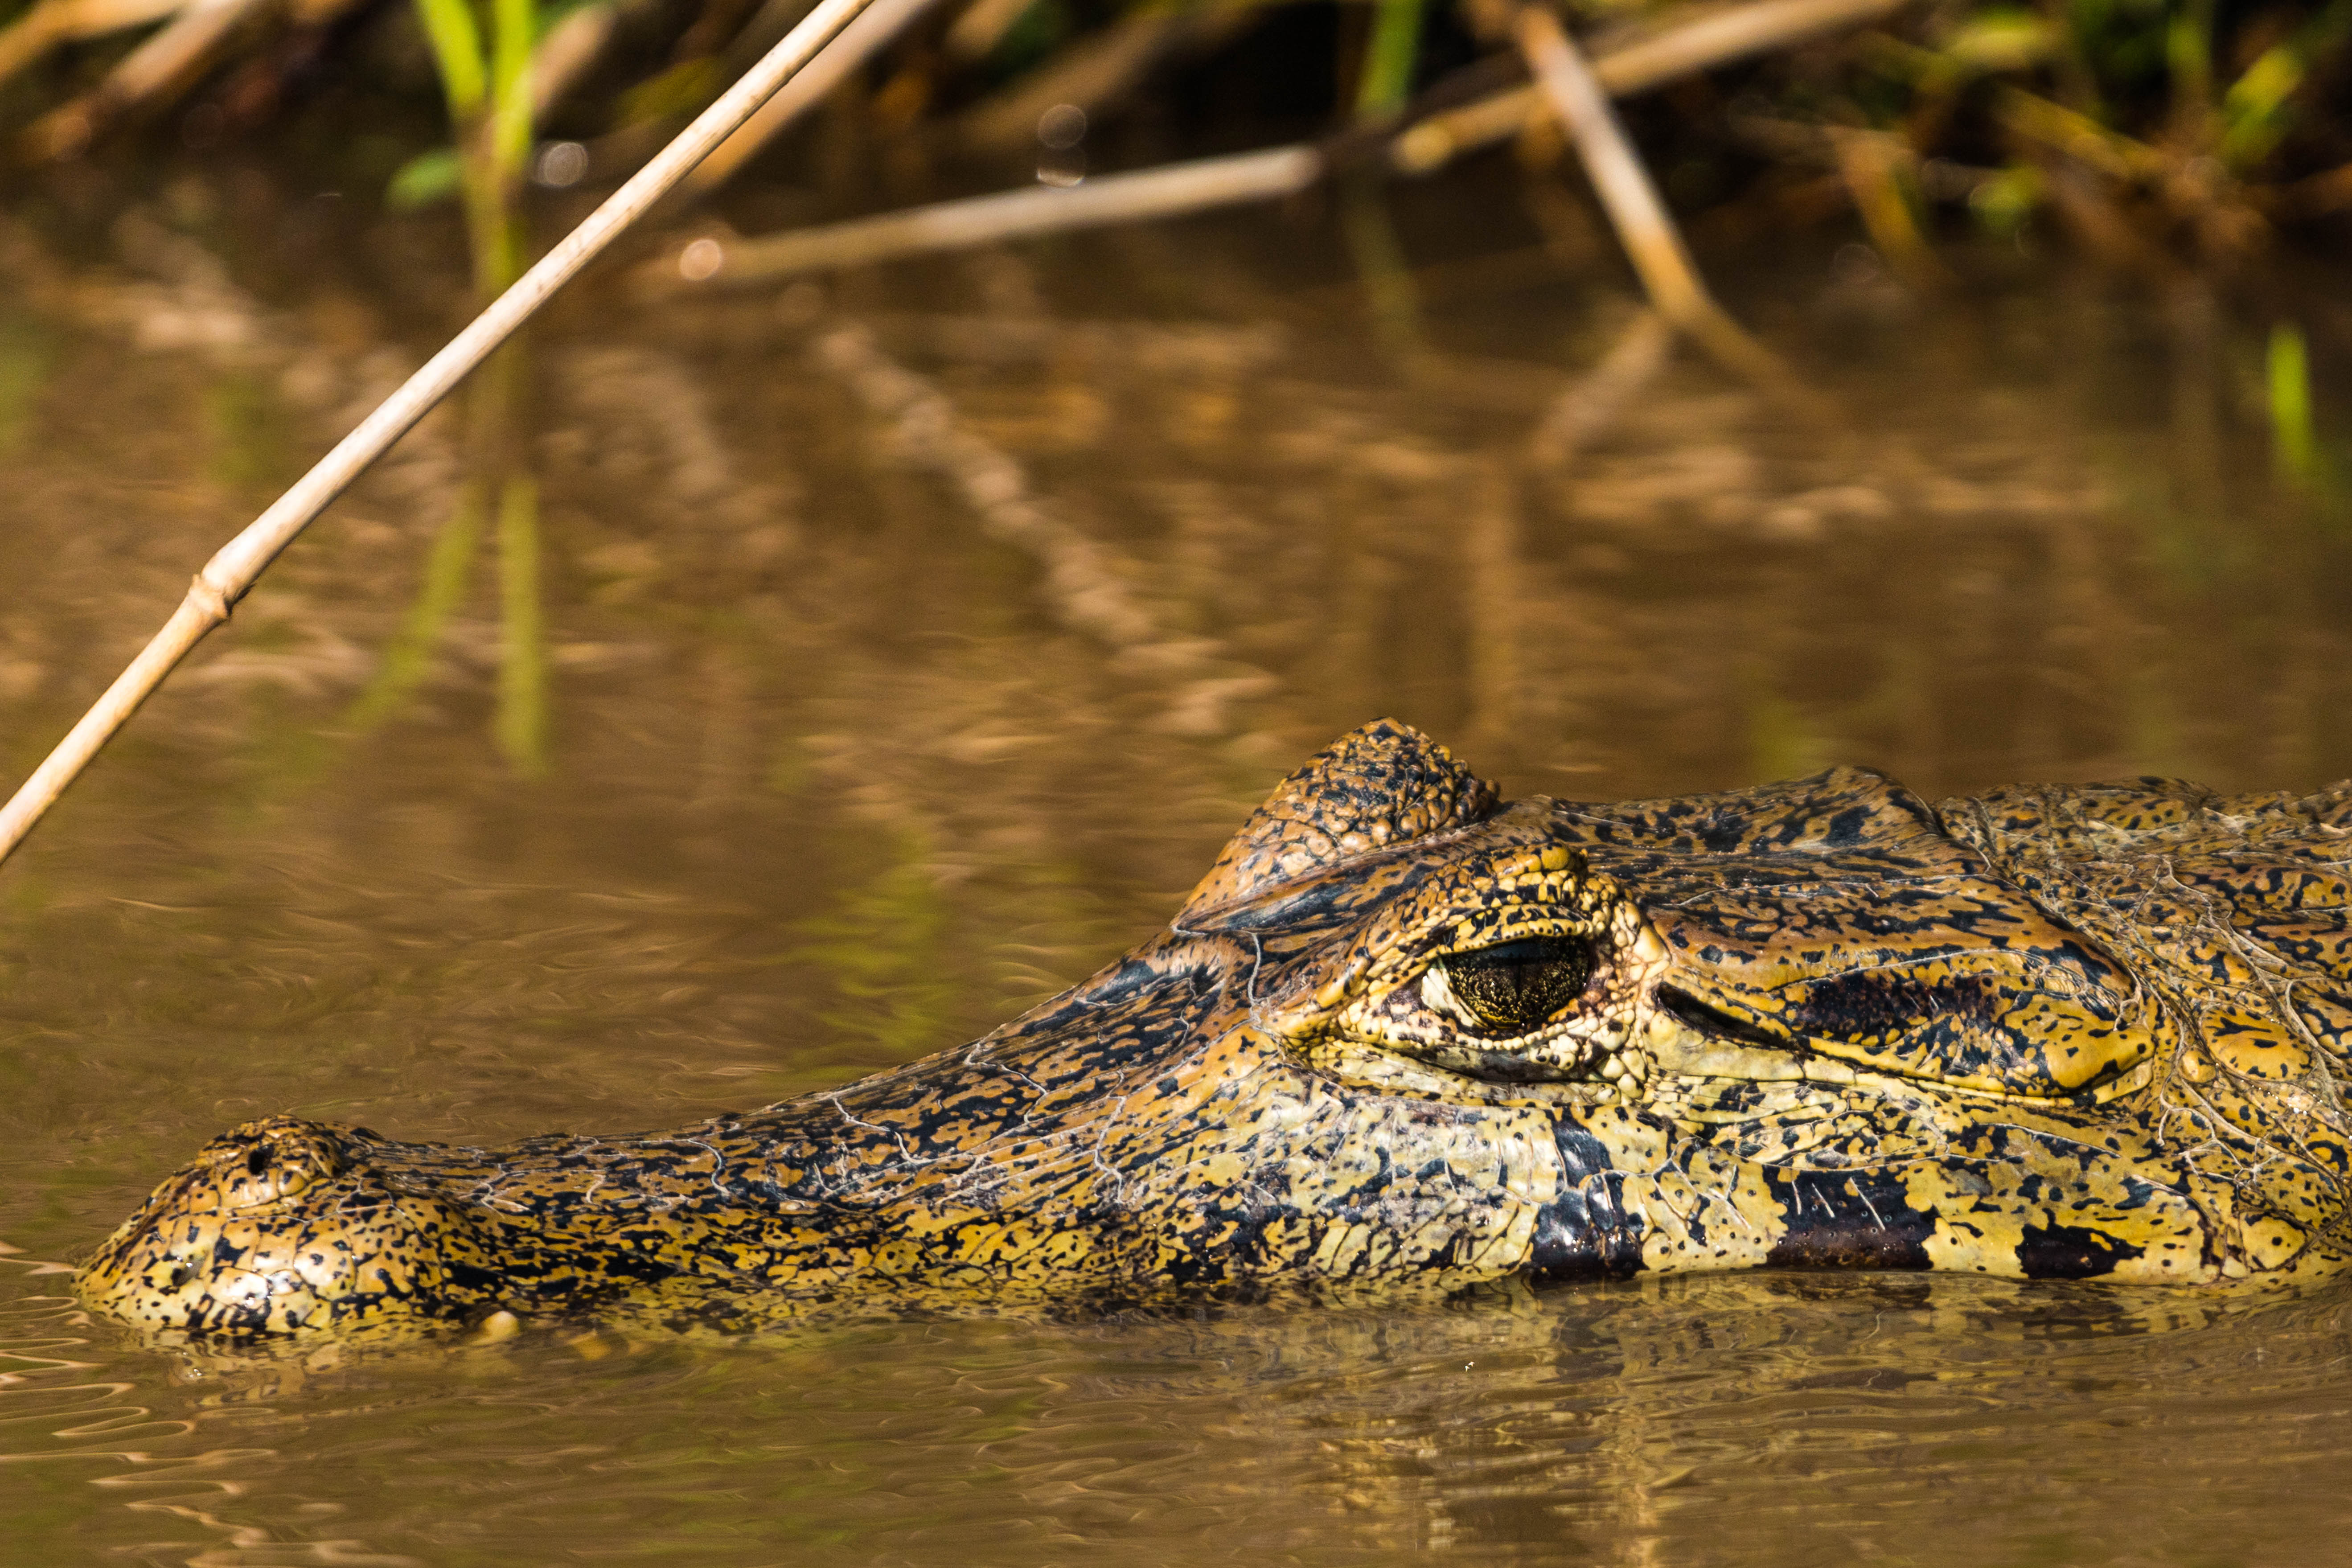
[2,179,2352,1564]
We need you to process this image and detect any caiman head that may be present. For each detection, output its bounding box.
[79,722,2352,1341]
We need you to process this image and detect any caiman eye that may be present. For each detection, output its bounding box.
[1426,935,1596,1036]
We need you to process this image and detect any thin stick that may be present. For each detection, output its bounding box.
[687,0,946,194]
[1511,4,1788,389]
[1589,0,1906,99]
[2280,158,2352,216]
[1391,0,1908,174]
[953,4,1256,156]
[656,145,1321,286]
[0,0,889,869]
[1826,126,1954,289]
[530,0,619,119]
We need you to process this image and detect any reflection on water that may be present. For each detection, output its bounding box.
[0,172,2350,1562]
[10,1263,2352,1566]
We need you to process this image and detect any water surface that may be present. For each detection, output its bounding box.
[2,179,2350,1564]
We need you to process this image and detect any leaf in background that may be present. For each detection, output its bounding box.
[615,57,717,127]
[1355,0,1425,119]
[410,0,488,117]
[2219,45,2303,170]
[386,145,464,209]
[1937,9,2055,74]
[989,0,1066,76]
[1967,162,2043,234]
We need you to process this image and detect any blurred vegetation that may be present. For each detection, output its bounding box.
[334,0,550,772]
[0,0,2344,288]
[1,0,2346,813]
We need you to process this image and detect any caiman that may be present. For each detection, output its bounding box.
[78,721,2352,1339]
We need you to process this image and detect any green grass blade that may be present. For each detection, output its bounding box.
[411,0,488,119]
[1354,0,1423,119]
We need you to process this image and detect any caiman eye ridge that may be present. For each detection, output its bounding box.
[1425,935,1597,1036]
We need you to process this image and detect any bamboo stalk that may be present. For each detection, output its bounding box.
[0,0,894,869]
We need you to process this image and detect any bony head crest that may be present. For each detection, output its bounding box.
[1176,718,1500,923]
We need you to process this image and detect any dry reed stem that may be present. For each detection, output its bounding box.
[1589,0,1906,93]
[2030,155,2184,284]
[0,0,181,92]
[665,0,1910,285]
[1393,0,1911,174]
[1511,4,1790,391]
[688,0,947,193]
[2280,159,2352,216]
[943,0,1035,61]
[954,4,1259,156]
[958,8,1193,153]
[531,0,620,119]
[1826,126,1954,289]
[19,0,282,159]
[1995,87,2169,183]
[0,0,899,868]
[655,145,1322,286]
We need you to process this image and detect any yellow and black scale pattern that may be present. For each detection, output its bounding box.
[79,721,2352,1340]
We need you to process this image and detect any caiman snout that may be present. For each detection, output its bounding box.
[79,1116,501,1338]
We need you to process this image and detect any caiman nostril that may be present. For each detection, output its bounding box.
[246,1146,271,1178]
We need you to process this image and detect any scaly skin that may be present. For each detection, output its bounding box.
[78,721,2352,1340]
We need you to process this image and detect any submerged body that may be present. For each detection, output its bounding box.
[82,723,2352,1338]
